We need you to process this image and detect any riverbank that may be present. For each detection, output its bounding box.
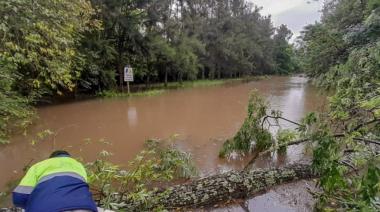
[97,76,268,98]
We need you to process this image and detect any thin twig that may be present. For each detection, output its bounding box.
[352,118,380,132]
[353,137,380,146]
[339,161,358,174]
[263,115,304,127]
[244,134,347,169]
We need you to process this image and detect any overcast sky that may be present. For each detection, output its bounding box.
[250,0,324,41]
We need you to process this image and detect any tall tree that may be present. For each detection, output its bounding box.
[0,0,96,96]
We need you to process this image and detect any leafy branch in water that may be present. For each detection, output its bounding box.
[86,137,197,211]
[219,90,305,159]
[276,129,299,153]
[219,90,272,158]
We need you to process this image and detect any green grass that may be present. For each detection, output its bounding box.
[98,76,269,98]
[160,76,270,88]
[163,79,228,88]
[98,89,166,98]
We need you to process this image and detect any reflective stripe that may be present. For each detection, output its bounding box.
[14,185,34,194]
[38,172,86,184]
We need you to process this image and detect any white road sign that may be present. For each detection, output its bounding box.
[124,66,134,82]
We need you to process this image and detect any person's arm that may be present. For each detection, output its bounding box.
[12,166,37,209]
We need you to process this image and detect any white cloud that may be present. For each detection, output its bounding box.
[252,0,309,16]
[249,0,324,41]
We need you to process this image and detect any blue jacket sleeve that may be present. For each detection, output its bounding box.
[12,191,30,209]
[13,165,37,209]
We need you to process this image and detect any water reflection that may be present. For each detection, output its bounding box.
[127,107,138,127]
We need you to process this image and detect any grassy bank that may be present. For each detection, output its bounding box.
[98,89,166,98]
[98,76,268,98]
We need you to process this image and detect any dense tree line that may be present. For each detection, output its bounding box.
[81,0,298,91]
[0,0,297,142]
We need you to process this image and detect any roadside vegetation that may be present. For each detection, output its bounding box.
[98,89,166,98]
[298,0,380,210]
[97,79,236,98]
[86,138,197,211]
[97,77,263,98]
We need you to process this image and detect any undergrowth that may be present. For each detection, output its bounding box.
[86,137,197,211]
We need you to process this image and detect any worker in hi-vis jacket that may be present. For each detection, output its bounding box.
[12,150,97,212]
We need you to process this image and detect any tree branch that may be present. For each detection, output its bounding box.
[351,118,380,132]
[262,115,304,129]
[353,137,380,146]
[243,133,380,169]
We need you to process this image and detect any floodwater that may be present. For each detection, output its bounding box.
[0,76,327,209]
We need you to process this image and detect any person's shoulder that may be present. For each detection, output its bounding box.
[63,157,85,167]
[31,156,73,166]
[29,156,85,172]
[29,158,50,168]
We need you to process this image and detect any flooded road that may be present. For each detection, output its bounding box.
[0,76,326,209]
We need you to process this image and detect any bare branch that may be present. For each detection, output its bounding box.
[339,161,358,174]
[351,118,380,132]
[243,133,380,169]
[353,137,380,146]
[262,115,304,129]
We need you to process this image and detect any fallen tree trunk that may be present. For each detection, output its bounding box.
[1,164,316,211]
[124,163,317,210]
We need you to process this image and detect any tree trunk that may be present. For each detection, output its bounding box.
[146,74,150,89]
[164,67,168,87]
[118,61,124,91]
[4,165,316,212]
[117,28,126,92]
[124,164,317,210]
[178,72,183,84]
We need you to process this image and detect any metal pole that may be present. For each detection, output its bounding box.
[127,81,130,94]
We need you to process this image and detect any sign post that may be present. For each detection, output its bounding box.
[124,65,134,94]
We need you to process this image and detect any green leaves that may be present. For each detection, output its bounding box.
[0,57,34,143]
[0,0,99,141]
[0,0,96,95]
[312,133,346,193]
[219,90,273,158]
[273,25,299,74]
[276,129,298,153]
[359,159,380,204]
[298,1,380,210]
[86,138,197,210]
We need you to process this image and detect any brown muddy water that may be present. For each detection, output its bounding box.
[0,76,327,210]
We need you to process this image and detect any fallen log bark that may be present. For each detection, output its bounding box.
[124,163,317,210]
[1,164,317,211]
